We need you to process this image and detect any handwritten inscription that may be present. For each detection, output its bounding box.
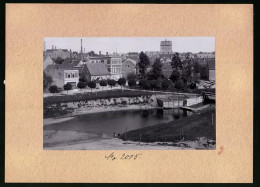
[218,146,224,155]
[105,152,142,161]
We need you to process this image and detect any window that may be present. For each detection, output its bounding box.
[72,73,74,78]
[68,74,70,78]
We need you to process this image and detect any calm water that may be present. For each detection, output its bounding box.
[44,109,193,137]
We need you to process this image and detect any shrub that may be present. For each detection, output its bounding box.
[77,81,86,90]
[49,85,59,95]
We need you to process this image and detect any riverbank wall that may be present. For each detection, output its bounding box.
[44,95,160,118]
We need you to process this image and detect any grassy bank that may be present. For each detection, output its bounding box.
[44,89,166,105]
[119,108,216,142]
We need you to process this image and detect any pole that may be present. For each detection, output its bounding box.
[125,126,127,141]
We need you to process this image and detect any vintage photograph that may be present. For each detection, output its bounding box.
[43,37,215,150]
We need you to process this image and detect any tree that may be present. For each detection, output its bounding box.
[174,79,186,90]
[107,79,116,90]
[127,72,137,82]
[79,75,87,83]
[77,81,86,90]
[161,79,172,90]
[200,66,209,80]
[189,82,196,89]
[128,79,136,89]
[138,52,150,78]
[87,81,96,92]
[99,79,108,90]
[43,72,53,90]
[150,80,160,91]
[118,77,126,91]
[171,53,182,70]
[194,61,200,73]
[48,85,59,95]
[53,57,64,64]
[63,83,72,94]
[149,58,164,80]
[170,70,181,83]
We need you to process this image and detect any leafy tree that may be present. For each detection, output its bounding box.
[99,79,108,90]
[150,58,164,80]
[107,79,116,90]
[79,75,87,83]
[171,53,182,70]
[53,57,64,64]
[138,51,150,78]
[161,79,172,90]
[63,83,72,94]
[150,80,160,91]
[170,70,181,83]
[194,61,200,73]
[127,72,137,81]
[189,82,196,89]
[128,79,136,89]
[87,81,96,92]
[43,72,53,89]
[174,79,186,90]
[200,66,209,80]
[48,85,59,95]
[77,81,86,90]
[118,77,126,90]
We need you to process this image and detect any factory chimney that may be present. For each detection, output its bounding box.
[81,39,83,61]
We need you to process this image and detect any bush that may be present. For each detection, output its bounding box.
[107,79,117,89]
[87,81,96,92]
[63,83,73,94]
[128,79,136,88]
[77,81,86,90]
[49,85,59,95]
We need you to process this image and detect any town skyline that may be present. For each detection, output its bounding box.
[44,37,215,54]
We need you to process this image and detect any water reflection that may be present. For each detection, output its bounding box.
[44,108,193,137]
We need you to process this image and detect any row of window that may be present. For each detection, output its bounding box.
[64,72,78,78]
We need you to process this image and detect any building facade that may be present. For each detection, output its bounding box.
[109,55,123,80]
[160,40,173,54]
[122,58,137,78]
[45,65,79,88]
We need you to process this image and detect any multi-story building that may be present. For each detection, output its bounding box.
[109,54,123,80]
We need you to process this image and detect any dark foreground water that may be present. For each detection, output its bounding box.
[44,109,193,138]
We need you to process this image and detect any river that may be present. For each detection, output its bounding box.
[44,109,193,138]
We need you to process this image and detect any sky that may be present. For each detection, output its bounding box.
[44,37,215,54]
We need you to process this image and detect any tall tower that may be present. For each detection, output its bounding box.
[81,39,83,61]
[160,39,172,53]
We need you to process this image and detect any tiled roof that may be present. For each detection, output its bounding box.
[86,63,110,76]
[127,56,139,63]
[58,58,80,70]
